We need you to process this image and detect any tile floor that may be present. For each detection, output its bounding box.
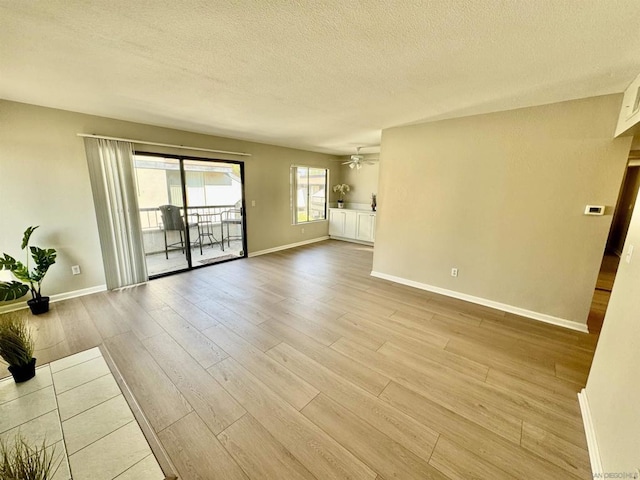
[0,347,165,479]
[145,239,244,276]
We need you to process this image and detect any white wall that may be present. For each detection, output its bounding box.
[585,185,640,472]
[0,100,339,303]
[373,94,632,326]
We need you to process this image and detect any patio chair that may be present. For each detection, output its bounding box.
[159,205,186,259]
[221,207,243,250]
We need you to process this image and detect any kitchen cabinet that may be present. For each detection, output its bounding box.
[355,212,376,242]
[329,208,375,244]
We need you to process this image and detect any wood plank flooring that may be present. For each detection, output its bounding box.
[1,240,596,479]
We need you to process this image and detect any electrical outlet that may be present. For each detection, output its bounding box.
[251,200,256,207]
[451,268,458,277]
[301,228,305,234]
[71,265,81,275]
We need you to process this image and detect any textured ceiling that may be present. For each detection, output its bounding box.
[1,1,639,154]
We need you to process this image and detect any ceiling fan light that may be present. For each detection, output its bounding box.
[349,163,355,169]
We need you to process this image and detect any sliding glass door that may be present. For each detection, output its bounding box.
[134,153,246,277]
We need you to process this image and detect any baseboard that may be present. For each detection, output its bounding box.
[370,270,589,333]
[329,236,374,246]
[248,236,330,257]
[0,284,107,314]
[578,389,603,476]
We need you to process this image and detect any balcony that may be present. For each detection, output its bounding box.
[140,205,244,276]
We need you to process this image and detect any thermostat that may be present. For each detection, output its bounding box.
[584,205,605,216]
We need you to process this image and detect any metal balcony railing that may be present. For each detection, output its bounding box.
[139,205,237,231]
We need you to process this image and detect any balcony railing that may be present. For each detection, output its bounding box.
[139,204,240,255]
[139,204,237,231]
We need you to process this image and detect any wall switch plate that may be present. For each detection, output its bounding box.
[626,245,634,264]
[451,268,458,277]
[71,265,81,275]
[251,200,256,207]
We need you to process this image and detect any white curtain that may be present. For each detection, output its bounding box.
[84,138,148,289]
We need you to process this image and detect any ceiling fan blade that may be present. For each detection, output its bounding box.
[342,161,352,165]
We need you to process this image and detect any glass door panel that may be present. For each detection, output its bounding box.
[134,155,189,276]
[183,160,246,265]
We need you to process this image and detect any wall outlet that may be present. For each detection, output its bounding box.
[451,268,458,277]
[251,200,256,207]
[301,228,305,234]
[71,265,81,275]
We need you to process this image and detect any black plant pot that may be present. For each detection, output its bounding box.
[8,358,37,383]
[27,296,50,315]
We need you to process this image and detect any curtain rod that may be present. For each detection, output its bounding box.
[77,133,251,157]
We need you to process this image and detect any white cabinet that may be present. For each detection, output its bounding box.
[615,72,640,136]
[356,212,376,242]
[329,208,375,244]
[329,209,356,238]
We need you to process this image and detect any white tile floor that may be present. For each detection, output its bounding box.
[0,347,165,480]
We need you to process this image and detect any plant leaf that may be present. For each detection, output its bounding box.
[0,316,34,365]
[30,247,57,282]
[20,226,38,250]
[0,254,19,271]
[0,281,29,301]
[9,263,31,284]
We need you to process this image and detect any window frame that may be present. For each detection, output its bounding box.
[290,165,329,225]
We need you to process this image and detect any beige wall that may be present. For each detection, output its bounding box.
[585,187,640,472]
[0,100,339,300]
[373,95,631,325]
[338,156,380,207]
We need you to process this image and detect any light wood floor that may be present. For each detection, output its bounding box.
[2,240,597,479]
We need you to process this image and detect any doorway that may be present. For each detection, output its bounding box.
[588,155,640,333]
[134,153,247,277]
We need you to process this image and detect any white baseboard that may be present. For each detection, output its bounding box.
[329,236,374,246]
[578,389,603,475]
[248,236,329,257]
[0,284,107,314]
[370,270,589,333]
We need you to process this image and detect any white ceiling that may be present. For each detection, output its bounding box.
[1,1,639,155]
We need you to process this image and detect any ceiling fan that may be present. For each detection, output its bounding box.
[342,147,379,170]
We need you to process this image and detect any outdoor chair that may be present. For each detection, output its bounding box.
[159,204,186,259]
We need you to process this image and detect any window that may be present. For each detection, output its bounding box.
[291,166,328,224]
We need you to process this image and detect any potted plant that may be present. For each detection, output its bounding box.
[0,316,36,383]
[333,184,350,208]
[0,435,59,478]
[0,226,57,315]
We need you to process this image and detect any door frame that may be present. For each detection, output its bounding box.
[135,151,248,279]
